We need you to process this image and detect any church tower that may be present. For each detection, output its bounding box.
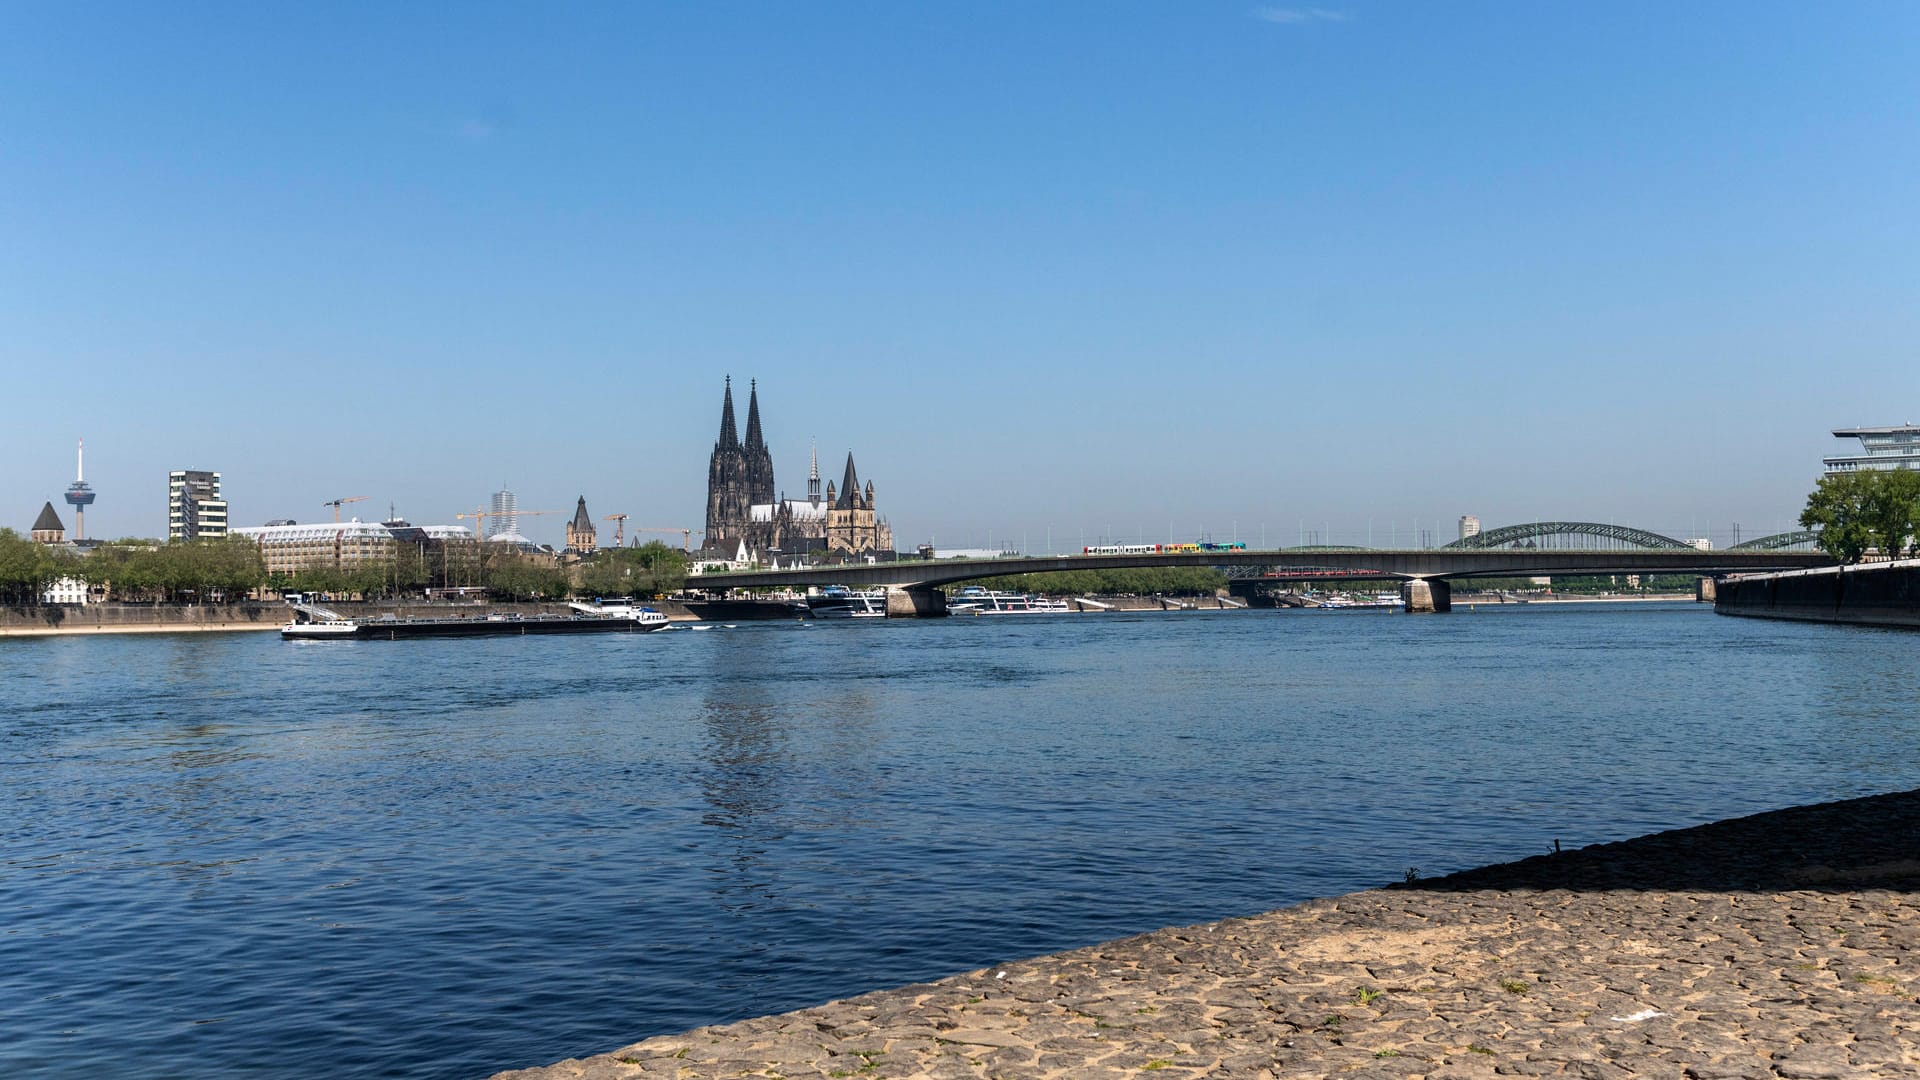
[743,380,776,510]
[705,377,751,545]
[565,496,597,555]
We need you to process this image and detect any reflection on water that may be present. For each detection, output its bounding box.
[4,607,1919,1080]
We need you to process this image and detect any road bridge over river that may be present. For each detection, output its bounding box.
[690,537,1833,616]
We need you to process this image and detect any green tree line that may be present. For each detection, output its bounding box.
[0,534,268,604]
[0,533,689,605]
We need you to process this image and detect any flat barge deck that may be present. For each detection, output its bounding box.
[282,605,670,640]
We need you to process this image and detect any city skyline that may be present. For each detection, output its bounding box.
[6,3,1917,548]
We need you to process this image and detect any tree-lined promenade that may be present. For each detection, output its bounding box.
[0,532,689,606]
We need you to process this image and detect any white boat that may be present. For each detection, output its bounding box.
[948,586,1073,615]
[808,586,887,619]
[281,619,362,639]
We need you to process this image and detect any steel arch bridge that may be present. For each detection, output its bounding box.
[1728,531,1821,551]
[1444,521,1691,551]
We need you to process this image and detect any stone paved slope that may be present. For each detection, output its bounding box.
[492,790,1920,1080]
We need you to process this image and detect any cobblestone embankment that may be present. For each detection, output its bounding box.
[494,789,1920,1080]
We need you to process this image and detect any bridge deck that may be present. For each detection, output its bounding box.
[690,548,1834,592]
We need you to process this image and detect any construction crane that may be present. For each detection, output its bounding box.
[631,527,703,552]
[455,507,560,539]
[324,496,369,522]
[601,513,628,547]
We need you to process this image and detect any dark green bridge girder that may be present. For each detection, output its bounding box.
[1727,530,1821,551]
[1444,521,1692,550]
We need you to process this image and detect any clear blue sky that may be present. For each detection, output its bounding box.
[5,2,1916,550]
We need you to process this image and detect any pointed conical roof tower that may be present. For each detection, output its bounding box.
[743,379,775,507]
[807,439,821,505]
[706,376,752,547]
[32,501,66,544]
[744,379,764,450]
[836,452,861,510]
[716,376,739,449]
[565,496,597,554]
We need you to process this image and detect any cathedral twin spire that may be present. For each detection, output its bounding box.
[703,377,887,556]
[715,376,769,455]
[705,377,775,544]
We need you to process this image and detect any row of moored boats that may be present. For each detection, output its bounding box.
[283,587,1082,639]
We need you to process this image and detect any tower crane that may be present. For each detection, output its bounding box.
[455,507,560,539]
[631,527,703,552]
[324,496,369,522]
[601,513,628,547]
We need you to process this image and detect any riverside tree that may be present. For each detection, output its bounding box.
[0,529,73,603]
[77,537,267,601]
[574,540,688,598]
[1800,469,1920,563]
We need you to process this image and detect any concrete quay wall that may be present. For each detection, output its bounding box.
[0,601,296,636]
[1715,558,1920,629]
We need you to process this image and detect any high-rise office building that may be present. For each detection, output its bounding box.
[168,470,228,540]
[1458,515,1481,542]
[489,487,517,539]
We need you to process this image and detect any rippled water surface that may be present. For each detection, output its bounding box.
[4,605,1918,1078]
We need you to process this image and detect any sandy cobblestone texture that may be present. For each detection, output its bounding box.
[492,790,1920,1080]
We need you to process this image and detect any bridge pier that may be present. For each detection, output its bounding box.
[1400,578,1452,614]
[1696,576,1717,603]
[885,586,948,618]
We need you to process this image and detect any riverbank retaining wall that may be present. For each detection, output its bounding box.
[0,602,296,635]
[1714,558,1920,629]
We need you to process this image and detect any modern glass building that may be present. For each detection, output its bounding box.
[1825,425,1920,475]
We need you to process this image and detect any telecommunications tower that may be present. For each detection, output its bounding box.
[64,438,96,540]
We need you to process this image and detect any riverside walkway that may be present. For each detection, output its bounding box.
[495,790,1920,1079]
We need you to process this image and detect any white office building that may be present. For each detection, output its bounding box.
[1825,425,1920,475]
[168,470,228,540]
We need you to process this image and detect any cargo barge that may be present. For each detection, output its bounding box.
[281,601,671,640]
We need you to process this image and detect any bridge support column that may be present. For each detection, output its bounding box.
[1401,578,1452,614]
[885,586,948,618]
[1696,576,1717,603]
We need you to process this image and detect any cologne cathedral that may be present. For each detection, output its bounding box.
[702,378,892,559]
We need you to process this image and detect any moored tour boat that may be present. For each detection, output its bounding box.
[947,586,1073,616]
[807,586,887,619]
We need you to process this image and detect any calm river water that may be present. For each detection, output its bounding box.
[4,604,1917,1078]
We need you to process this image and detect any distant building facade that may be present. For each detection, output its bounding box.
[234,521,476,577]
[1825,425,1920,475]
[1458,515,1481,542]
[168,470,228,540]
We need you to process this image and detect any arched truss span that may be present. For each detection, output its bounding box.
[1729,531,1820,551]
[1444,521,1691,551]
